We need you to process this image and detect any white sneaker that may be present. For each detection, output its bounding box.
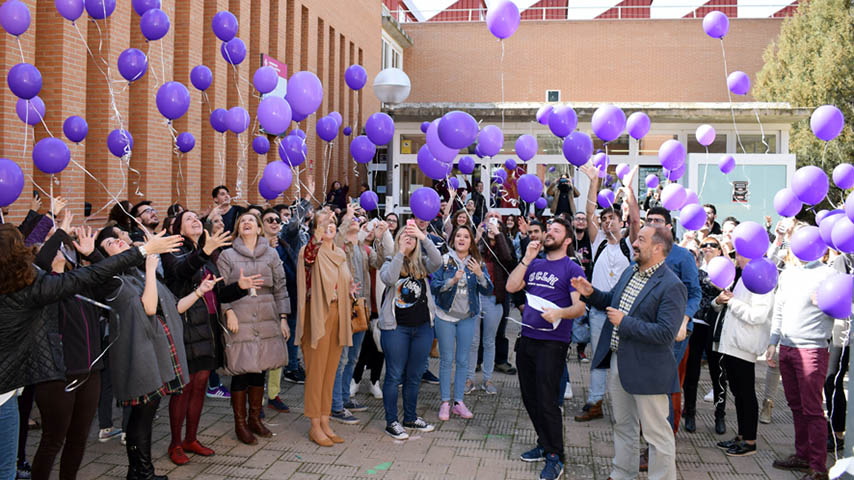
[563,384,573,400]
[120,432,126,446]
[350,378,359,397]
[98,427,122,443]
[369,381,383,399]
[703,389,714,402]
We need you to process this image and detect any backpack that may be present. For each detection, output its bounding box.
[592,237,632,266]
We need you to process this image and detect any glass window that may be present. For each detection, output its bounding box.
[687,133,726,154]
[740,134,777,154]
[593,134,630,156]
[399,164,429,208]
[536,135,563,155]
[381,39,388,69]
[392,50,401,68]
[399,134,425,154]
[639,134,677,156]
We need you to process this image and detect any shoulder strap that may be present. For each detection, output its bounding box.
[593,236,633,265]
[592,239,608,265]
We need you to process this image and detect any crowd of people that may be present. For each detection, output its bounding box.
[0,167,847,480]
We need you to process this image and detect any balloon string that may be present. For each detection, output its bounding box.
[49,174,55,219]
[698,146,710,200]
[218,133,226,186]
[323,142,332,198]
[753,106,770,154]
[15,37,25,63]
[500,40,505,131]
[828,318,850,461]
[27,174,49,198]
[719,39,746,155]
[226,55,248,201]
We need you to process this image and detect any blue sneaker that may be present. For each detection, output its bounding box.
[268,396,290,412]
[539,453,563,480]
[520,445,545,462]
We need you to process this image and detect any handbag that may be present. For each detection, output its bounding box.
[351,296,368,333]
[571,314,591,344]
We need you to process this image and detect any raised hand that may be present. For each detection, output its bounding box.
[523,240,541,264]
[467,258,483,277]
[59,211,74,233]
[374,220,388,237]
[145,252,160,272]
[237,268,264,290]
[579,163,597,181]
[72,226,96,256]
[570,276,593,297]
[518,216,528,235]
[203,229,233,255]
[405,224,425,241]
[29,195,41,213]
[197,274,222,295]
[52,196,68,217]
[141,230,183,255]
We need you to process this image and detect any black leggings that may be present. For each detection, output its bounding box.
[683,323,727,414]
[722,355,757,441]
[353,331,384,384]
[17,384,35,468]
[230,372,265,392]
[826,345,849,434]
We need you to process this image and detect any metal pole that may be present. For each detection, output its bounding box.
[844,331,854,478]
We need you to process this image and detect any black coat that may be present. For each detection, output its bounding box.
[162,243,246,374]
[0,248,144,393]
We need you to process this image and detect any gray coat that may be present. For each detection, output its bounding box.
[217,237,290,375]
[378,239,443,331]
[105,269,190,402]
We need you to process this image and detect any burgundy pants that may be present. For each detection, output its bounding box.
[168,370,210,448]
[779,345,829,473]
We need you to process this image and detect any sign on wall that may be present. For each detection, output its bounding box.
[261,54,288,99]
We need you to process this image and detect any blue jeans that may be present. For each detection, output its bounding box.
[668,338,690,428]
[331,330,366,412]
[381,322,433,425]
[435,316,476,403]
[285,313,299,372]
[469,295,501,384]
[587,308,609,404]
[0,396,19,480]
[558,364,570,406]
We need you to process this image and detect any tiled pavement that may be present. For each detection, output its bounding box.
[26,318,842,479]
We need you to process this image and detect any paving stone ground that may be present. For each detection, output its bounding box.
[26,316,843,479]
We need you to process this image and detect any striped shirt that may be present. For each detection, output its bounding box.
[610,259,665,352]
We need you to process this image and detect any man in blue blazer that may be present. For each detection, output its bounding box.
[571,225,687,480]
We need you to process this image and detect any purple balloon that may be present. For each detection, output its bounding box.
[515,134,537,162]
[210,108,228,133]
[329,111,342,126]
[427,119,459,163]
[718,155,735,174]
[833,164,854,190]
[562,131,593,167]
[360,191,379,211]
[535,197,547,210]
[816,209,831,225]
[32,137,70,174]
[420,121,430,133]
[616,163,630,180]
[279,135,307,167]
[695,124,716,146]
[486,0,520,40]
[817,273,854,319]
[548,105,577,138]
[591,105,626,142]
[683,188,699,205]
[257,176,279,201]
[156,81,190,120]
[495,169,508,183]
[819,210,845,247]
[626,112,650,140]
[742,258,778,295]
[536,105,552,126]
[665,163,686,181]
[0,158,24,207]
[176,132,194,153]
[791,165,829,205]
[1,0,29,36]
[291,110,308,123]
[458,156,475,175]
[774,188,802,217]
[257,96,292,135]
[343,126,352,136]
[417,145,447,181]
[7,63,41,99]
[263,161,293,192]
[504,158,517,171]
[811,105,845,142]
[438,111,478,149]
[517,174,543,203]
[291,128,306,139]
[727,71,750,96]
[645,174,659,189]
[63,115,87,143]
[597,189,615,209]
[593,152,609,171]
[661,183,687,211]
[702,11,729,39]
[85,0,115,19]
[448,177,460,190]
[658,139,685,170]
[253,66,278,94]
[732,221,769,259]
[140,8,169,41]
[410,187,441,221]
[316,116,338,142]
[211,11,238,42]
[791,226,827,261]
[190,65,211,91]
[474,144,485,158]
[351,135,376,164]
[345,64,367,90]
[680,203,707,231]
[833,218,854,254]
[117,48,147,82]
[132,0,159,16]
[707,256,736,289]
[477,125,503,157]
[285,71,323,118]
[252,136,270,154]
[366,112,394,145]
[221,37,246,65]
[15,97,44,126]
[226,106,249,133]
[107,129,133,157]
[55,0,84,22]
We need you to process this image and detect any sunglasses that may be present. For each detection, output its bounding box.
[701,243,720,249]
[264,217,281,224]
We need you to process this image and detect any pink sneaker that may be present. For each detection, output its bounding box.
[438,402,451,421]
[452,401,473,419]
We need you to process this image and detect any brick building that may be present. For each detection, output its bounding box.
[2,0,382,223]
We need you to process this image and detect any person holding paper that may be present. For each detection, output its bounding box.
[506,217,586,480]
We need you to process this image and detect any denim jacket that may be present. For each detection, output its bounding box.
[429,253,493,316]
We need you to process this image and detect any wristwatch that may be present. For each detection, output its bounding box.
[138,245,148,257]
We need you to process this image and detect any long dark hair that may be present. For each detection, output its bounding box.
[0,224,36,294]
[449,224,482,263]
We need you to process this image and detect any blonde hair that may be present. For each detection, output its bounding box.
[394,228,428,279]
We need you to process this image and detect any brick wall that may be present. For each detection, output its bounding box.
[2,0,381,224]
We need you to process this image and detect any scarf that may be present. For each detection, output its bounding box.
[295,241,353,349]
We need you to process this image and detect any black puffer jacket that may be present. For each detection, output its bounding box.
[0,248,144,393]
[162,242,246,374]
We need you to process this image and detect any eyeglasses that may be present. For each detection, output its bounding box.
[264,217,281,224]
[140,208,156,216]
[700,243,720,249]
[646,217,666,225]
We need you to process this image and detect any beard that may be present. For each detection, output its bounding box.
[543,234,566,252]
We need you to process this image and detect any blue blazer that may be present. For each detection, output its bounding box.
[586,262,688,395]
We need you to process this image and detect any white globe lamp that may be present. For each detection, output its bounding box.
[373,67,411,105]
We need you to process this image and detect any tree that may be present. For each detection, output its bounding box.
[754,0,854,208]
